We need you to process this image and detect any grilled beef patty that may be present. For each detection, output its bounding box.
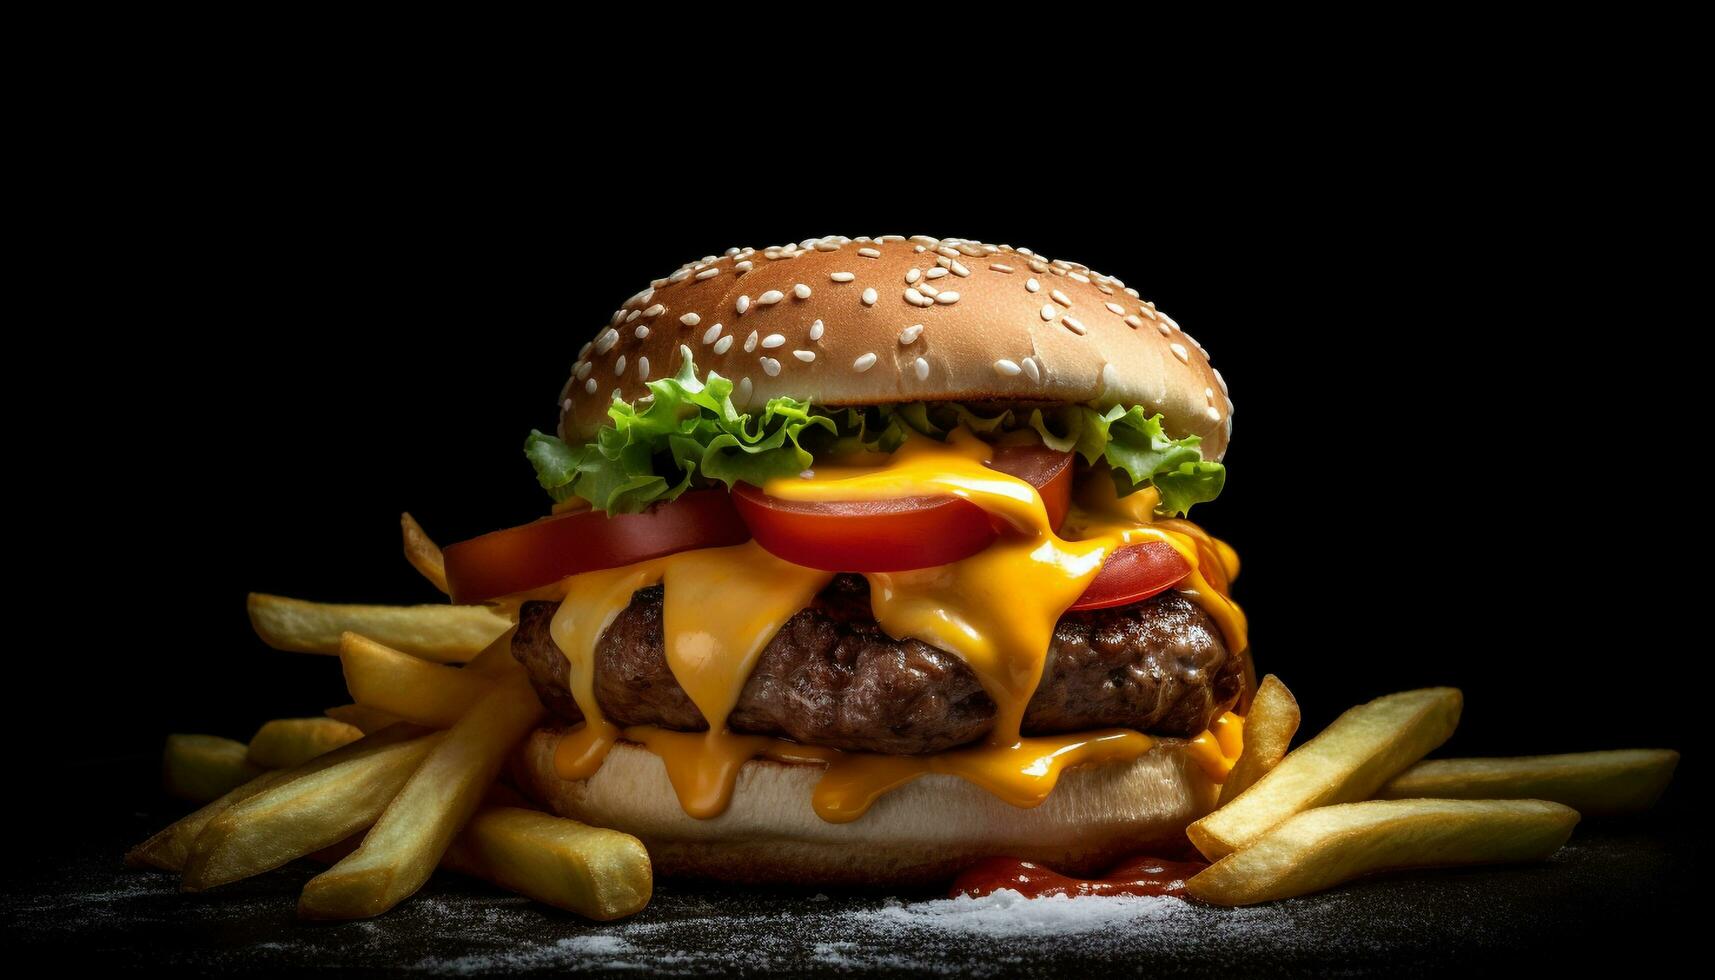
[512,575,1241,755]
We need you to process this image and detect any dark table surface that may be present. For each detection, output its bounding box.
[5,762,1702,977]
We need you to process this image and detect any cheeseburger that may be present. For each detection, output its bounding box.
[442,234,1248,885]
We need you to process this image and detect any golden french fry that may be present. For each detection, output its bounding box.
[127,770,293,872]
[248,592,510,663]
[298,672,545,919]
[1187,798,1578,906]
[443,807,651,919]
[464,626,519,678]
[1218,674,1300,806]
[402,512,450,595]
[247,718,365,769]
[325,703,403,735]
[1189,687,1462,860]
[340,632,494,727]
[1378,749,1679,816]
[182,730,442,891]
[163,734,266,803]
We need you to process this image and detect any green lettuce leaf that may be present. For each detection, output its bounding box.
[526,349,1225,516]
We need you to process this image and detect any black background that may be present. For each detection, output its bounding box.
[26,101,1701,806]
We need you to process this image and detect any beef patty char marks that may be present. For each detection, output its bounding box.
[513,574,1241,755]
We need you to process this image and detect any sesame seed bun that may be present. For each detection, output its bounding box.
[513,731,1218,886]
[558,236,1233,460]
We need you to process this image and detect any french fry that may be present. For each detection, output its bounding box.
[1186,798,1579,906]
[163,734,266,803]
[464,626,519,678]
[182,730,442,891]
[340,632,494,727]
[298,671,545,919]
[247,718,364,769]
[127,770,293,872]
[401,512,450,594]
[1189,687,1462,860]
[1218,674,1300,806]
[1378,749,1679,816]
[443,807,652,919]
[325,703,403,735]
[248,592,510,663]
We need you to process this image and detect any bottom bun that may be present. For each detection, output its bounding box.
[514,729,1219,886]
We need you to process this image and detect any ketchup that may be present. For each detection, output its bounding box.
[950,854,1208,900]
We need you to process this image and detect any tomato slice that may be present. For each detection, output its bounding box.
[1068,540,1192,611]
[732,446,1074,573]
[443,490,750,603]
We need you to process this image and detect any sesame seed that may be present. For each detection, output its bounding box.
[1022,356,1042,383]
[638,356,650,379]
[857,247,881,258]
[1029,259,1049,273]
[913,357,930,380]
[669,269,692,283]
[643,303,665,317]
[1214,368,1229,395]
[735,260,754,272]
[861,287,877,306]
[744,331,759,352]
[809,319,824,341]
[561,398,572,411]
[830,272,856,282]
[936,256,952,269]
[585,378,598,394]
[760,356,781,377]
[911,235,939,246]
[993,358,1022,377]
[736,376,753,404]
[905,287,932,307]
[1101,363,1118,390]
[793,283,812,299]
[761,333,785,349]
[579,341,593,360]
[937,246,960,259]
[757,289,785,306]
[1160,312,1182,333]
[900,323,924,344]
[1069,273,1090,284]
[853,352,878,372]
[696,267,722,280]
[1062,316,1086,335]
[626,309,642,323]
[1155,320,1172,336]
[934,290,960,304]
[1040,303,1057,321]
[926,267,948,279]
[1170,343,1190,363]
[919,283,939,297]
[634,325,650,339]
[1205,387,1216,402]
[713,335,734,354]
[702,322,724,344]
[595,328,620,354]
[1125,287,1141,299]
[906,268,922,284]
[1105,302,1126,316]
[1050,289,1072,307]
[1206,406,1222,422]
[793,349,815,362]
[681,312,702,327]
[990,263,1015,273]
[815,240,842,251]
[1124,315,1143,330]
[614,354,627,375]
[1026,278,1041,293]
[950,260,971,277]
[737,295,751,315]
[914,245,926,252]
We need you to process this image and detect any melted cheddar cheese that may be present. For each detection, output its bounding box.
[548,427,1250,822]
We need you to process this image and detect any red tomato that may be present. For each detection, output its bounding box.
[443,490,751,603]
[1068,540,1192,611]
[732,446,1074,573]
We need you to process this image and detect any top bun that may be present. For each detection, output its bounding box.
[557,235,1233,460]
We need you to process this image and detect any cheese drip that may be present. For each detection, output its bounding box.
[550,428,1249,823]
